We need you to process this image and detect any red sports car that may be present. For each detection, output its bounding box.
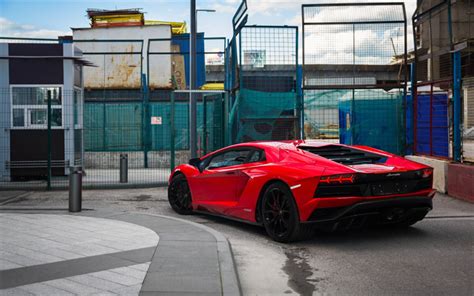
[168,140,435,242]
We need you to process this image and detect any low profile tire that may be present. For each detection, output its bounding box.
[168,174,193,215]
[261,183,303,243]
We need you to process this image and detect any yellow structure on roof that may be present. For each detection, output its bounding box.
[86,9,187,34]
[145,20,187,34]
[200,83,225,90]
[87,9,145,28]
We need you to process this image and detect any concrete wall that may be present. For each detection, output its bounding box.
[206,64,401,84]
[84,151,191,169]
[447,163,474,203]
[405,155,448,193]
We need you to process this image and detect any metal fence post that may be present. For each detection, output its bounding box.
[221,93,226,148]
[224,91,230,146]
[69,166,82,212]
[120,154,128,183]
[297,65,304,140]
[203,95,207,155]
[190,0,197,158]
[453,50,462,162]
[47,88,52,190]
[170,92,175,171]
[406,63,416,155]
[142,74,150,168]
[102,101,107,150]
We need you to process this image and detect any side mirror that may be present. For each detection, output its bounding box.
[188,158,201,171]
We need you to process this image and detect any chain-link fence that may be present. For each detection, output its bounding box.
[302,3,408,155]
[0,87,225,189]
[0,88,82,189]
[228,25,300,143]
[0,35,226,189]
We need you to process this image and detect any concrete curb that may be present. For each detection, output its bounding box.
[0,191,33,206]
[144,213,242,296]
[81,210,242,296]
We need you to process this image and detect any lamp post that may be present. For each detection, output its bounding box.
[189,2,216,158]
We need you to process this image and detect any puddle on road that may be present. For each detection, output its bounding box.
[120,194,152,202]
[134,194,152,201]
[282,247,318,296]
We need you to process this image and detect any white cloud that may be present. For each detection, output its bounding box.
[0,17,70,38]
[249,0,416,18]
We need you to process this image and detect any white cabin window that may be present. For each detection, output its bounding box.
[11,86,63,129]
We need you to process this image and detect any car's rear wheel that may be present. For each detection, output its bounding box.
[261,183,302,243]
[168,174,193,215]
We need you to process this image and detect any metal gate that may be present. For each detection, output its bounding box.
[411,0,471,161]
[227,25,300,143]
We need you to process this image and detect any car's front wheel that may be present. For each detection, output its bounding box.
[168,174,193,215]
[261,183,303,243]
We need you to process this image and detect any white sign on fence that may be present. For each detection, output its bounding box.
[151,116,162,125]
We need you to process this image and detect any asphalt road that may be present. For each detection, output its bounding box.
[2,189,473,296]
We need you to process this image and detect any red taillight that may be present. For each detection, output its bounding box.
[422,168,433,178]
[320,174,356,184]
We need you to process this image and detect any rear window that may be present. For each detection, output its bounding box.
[299,145,387,165]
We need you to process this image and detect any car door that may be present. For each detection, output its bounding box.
[190,148,252,207]
[230,149,267,202]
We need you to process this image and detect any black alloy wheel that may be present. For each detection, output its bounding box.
[168,174,193,215]
[261,183,301,243]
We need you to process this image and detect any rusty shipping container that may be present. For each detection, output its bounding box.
[72,25,173,89]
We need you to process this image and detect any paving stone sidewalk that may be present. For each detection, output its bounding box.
[0,210,241,296]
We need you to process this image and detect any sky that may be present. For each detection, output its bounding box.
[1,0,416,38]
[0,0,417,64]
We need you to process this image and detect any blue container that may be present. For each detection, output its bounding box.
[412,92,449,158]
[171,33,206,88]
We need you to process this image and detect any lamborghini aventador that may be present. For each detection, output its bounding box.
[168,140,435,242]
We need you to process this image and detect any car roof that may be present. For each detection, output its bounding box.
[235,140,339,148]
[214,140,341,152]
[199,140,350,160]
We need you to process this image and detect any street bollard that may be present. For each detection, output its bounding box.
[120,154,128,183]
[69,166,82,212]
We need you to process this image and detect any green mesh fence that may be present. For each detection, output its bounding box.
[303,90,344,140]
[84,102,143,151]
[84,96,223,153]
[236,89,297,142]
[304,89,404,154]
[150,102,187,151]
[197,94,224,155]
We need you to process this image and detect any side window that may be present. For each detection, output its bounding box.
[206,149,250,170]
[11,87,63,128]
[248,150,265,163]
